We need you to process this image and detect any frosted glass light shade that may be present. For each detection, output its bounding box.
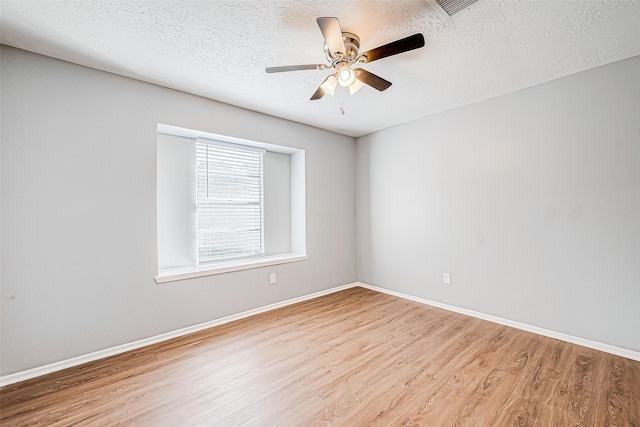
[320,74,338,95]
[349,77,365,95]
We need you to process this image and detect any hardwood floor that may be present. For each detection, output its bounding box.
[1,287,639,426]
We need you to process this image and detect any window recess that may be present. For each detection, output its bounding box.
[156,124,307,284]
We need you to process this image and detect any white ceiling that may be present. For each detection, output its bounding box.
[1,0,639,137]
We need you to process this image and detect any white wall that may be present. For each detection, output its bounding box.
[0,46,357,375]
[357,56,640,352]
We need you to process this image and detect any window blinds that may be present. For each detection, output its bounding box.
[195,139,264,264]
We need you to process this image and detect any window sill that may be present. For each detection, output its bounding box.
[155,253,308,284]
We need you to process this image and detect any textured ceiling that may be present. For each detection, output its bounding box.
[1,0,640,137]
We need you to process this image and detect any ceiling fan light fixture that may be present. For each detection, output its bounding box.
[320,74,338,95]
[337,63,356,87]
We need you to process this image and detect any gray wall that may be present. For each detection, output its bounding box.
[357,56,640,352]
[2,44,638,376]
[0,46,357,375]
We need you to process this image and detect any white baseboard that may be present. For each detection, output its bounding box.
[0,282,359,387]
[4,281,637,387]
[356,282,640,362]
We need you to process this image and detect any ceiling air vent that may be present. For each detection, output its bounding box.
[434,0,480,16]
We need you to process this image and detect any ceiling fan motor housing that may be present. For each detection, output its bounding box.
[324,32,360,64]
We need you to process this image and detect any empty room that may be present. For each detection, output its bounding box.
[1,0,639,425]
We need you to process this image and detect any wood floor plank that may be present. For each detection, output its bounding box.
[1,287,639,426]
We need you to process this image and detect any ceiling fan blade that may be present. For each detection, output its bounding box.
[359,33,425,63]
[266,64,327,73]
[310,86,326,100]
[317,17,346,57]
[354,68,392,91]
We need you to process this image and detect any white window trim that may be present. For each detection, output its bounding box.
[155,253,308,284]
[158,123,301,154]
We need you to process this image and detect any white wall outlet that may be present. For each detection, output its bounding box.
[443,273,451,284]
[269,273,277,285]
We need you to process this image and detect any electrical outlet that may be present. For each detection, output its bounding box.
[443,273,451,284]
[269,273,277,285]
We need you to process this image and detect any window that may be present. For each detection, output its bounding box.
[156,124,307,283]
[195,139,264,263]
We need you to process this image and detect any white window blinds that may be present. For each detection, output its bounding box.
[195,139,265,264]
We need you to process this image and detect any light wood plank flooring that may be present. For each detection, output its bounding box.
[1,287,639,426]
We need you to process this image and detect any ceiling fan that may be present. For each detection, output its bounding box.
[266,17,425,100]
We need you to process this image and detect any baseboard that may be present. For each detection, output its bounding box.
[356,282,640,362]
[5,281,636,387]
[0,282,359,387]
